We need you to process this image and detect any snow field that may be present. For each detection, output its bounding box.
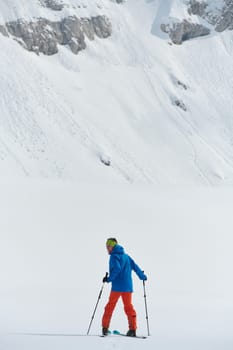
[0,180,233,349]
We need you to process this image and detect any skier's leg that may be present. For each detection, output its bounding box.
[102,291,121,329]
[121,292,137,330]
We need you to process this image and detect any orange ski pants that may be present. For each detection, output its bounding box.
[102,291,137,330]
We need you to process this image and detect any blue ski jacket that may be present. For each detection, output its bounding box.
[106,244,147,292]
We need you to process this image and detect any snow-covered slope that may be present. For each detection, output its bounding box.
[0,181,233,349]
[1,0,233,184]
[0,181,233,350]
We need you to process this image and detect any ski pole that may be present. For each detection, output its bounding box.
[87,272,108,335]
[143,280,150,336]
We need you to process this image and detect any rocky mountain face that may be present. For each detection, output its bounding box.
[161,0,233,44]
[0,0,112,55]
[161,19,210,45]
[1,1,233,53]
[193,0,233,32]
[0,16,111,55]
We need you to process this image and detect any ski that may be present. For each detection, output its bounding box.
[16,332,109,337]
[14,330,146,339]
[112,330,147,339]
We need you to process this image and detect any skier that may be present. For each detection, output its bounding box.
[102,238,147,337]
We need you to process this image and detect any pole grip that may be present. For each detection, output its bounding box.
[102,272,108,284]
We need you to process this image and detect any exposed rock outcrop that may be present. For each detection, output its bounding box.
[2,15,112,55]
[187,0,221,25]
[161,20,210,45]
[187,0,208,17]
[173,98,187,112]
[100,154,111,166]
[187,0,233,31]
[215,0,233,32]
[39,0,64,11]
[0,25,8,37]
[161,0,233,44]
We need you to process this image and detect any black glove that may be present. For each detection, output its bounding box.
[103,275,108,283]
[103,272,108,283]
[141,271,147,281]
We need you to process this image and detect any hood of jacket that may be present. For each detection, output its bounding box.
[110,244,124,255]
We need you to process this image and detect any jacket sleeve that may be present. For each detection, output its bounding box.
[130,256,147,280]
[107,254,122,282]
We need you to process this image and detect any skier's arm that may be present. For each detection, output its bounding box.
[130,256,147,280]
